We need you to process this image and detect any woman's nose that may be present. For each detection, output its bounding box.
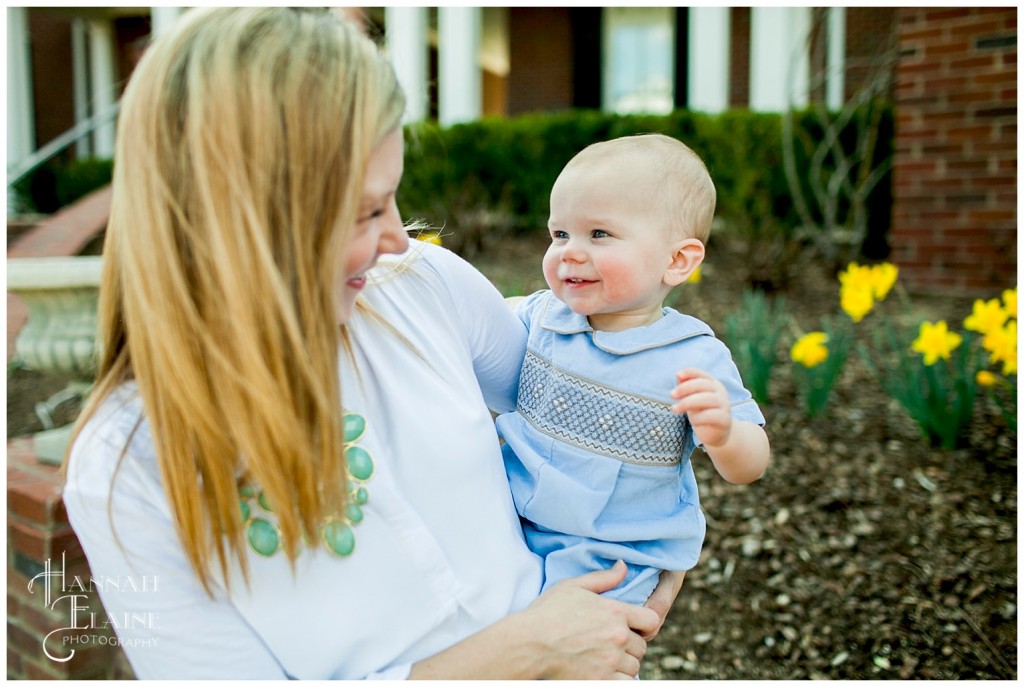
[378,206,409,256]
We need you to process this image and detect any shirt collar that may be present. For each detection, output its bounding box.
[539,292,713,354]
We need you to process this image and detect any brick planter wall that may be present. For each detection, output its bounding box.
[890,7,1017,295]
[7,188,130,678]
[7,438,134,679]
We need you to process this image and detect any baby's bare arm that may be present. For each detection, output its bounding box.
[670,368,770,484]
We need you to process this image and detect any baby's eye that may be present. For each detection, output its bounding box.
[591,229,610,239]
[550,230,569,240]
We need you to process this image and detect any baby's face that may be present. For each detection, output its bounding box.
[543,162,682,332]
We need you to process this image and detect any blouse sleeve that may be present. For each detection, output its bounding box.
[417,243,528,413]
[63,413,413,680]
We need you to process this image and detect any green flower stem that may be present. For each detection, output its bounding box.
[860,313,983,450]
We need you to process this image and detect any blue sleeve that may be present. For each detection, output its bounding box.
[513,289,552,329]
[698,337,766,429]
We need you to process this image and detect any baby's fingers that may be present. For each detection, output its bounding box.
[675,367,712,383]
[672,390,726,415]
[671,371,725,396]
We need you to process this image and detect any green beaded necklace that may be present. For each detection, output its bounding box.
[239,411,374,558]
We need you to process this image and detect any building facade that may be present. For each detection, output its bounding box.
[6,6,1017,295]
[7,6,892,165]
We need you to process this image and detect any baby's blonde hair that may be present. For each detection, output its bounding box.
[68,8,405,592]
[565,133,716,243]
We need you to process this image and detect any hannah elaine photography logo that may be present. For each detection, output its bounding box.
[27,552,160,662]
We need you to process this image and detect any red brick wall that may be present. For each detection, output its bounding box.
[728,8,751,108]
[28,11,75,152]
[114,16,152,95]
[483,69,508,117]
[26,11,150,160]
[7,438,134,679]
[890,7,1017,294]
[507,8,574,115]
[845,8,898,100]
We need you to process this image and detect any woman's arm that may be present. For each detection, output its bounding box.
[409,561,658,680]
[420,243,529,412]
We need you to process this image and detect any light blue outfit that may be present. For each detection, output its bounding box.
[496,290,765,604]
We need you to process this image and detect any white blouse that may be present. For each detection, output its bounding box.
[63,242,542,679]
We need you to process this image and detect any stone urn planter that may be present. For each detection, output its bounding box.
[7,256,103,464]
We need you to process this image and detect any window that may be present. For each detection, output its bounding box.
[601,7,675,114]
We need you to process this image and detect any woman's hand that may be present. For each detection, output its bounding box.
[522,560,659,679]
[642,570,685,640]
[408,560,658,680]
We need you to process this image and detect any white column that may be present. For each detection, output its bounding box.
[7,7,36,172]
[88,19,118,157]
[687,7,730,113]
[71,18,91,158]
[151,6,182,37]
[826,7,847,110]
[438,7,481,127]
[385,6,429,124]
[750,7,811,111]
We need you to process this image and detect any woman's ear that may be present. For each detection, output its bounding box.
[664,238,705,287]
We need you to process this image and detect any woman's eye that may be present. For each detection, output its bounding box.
[359,208,384,223]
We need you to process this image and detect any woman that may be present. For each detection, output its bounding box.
[63,8,681,679]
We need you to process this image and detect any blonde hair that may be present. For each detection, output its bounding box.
[67,8,405,592]
[565,134,717,243]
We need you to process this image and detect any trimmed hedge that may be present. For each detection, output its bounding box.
[400,107,893,248]
[13,108,892,257]
[13,157,114,214]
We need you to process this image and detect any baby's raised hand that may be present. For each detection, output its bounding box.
[669,368,732,449]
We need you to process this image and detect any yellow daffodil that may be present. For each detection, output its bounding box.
[868,263,898,301]
[1002,287,1017,319]
[790,332,829,368]
[975,370,999,387]
[417,232,442,246]
[838,263,874,293]
[840,285,875,323]
[838,262,895,322]
[1002,356,1017,376]
[911,320,962,365]
[983,319,1017,375]
[686,265,702,284]
[964,297,1008,335]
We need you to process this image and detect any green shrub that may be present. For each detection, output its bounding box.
[11,108,895,265]
[12,157,114,214]
[400,107,893,269]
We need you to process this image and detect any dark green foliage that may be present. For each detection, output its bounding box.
[399,107,893,268]
[13,108,895,262]
[13,158,114,214]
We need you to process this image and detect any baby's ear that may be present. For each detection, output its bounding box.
[664,238,705,287]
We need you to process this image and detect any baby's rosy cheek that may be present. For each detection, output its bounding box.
[598,261,641,297]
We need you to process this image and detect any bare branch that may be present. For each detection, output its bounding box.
[781,9,899,267]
